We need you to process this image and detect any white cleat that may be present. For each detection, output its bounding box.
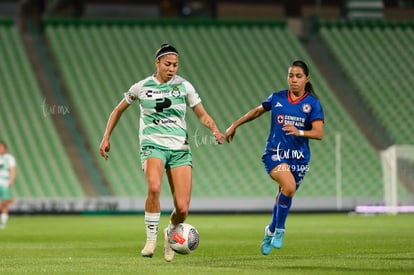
[141,240,157,258]
[163,228,175,262]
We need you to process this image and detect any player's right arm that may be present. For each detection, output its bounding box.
[225,105,266,143]
[8,165,16,187]
[99,99,130,160]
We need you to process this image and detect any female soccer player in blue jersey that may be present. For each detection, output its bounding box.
[225,60,324,255]
[99,44,224,261]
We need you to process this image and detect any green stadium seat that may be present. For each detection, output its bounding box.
[320,22,414,145]
[0,23,85,198]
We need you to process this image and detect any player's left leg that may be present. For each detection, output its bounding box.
[164,164,192,262]
[167,165,192,225]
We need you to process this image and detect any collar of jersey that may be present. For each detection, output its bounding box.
[287,90,308,104]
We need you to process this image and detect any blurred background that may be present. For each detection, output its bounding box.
[1,0,413,214]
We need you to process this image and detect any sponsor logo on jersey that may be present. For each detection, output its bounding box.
[275,102,283,107]
[145,90,153,97]
[145,89,172,98]
[284,115,305,127]
[153,118,177,125]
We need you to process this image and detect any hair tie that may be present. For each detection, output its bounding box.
[155,44,179,60]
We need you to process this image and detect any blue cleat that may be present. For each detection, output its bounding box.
[271,229,285,249]
[261,225,273,255]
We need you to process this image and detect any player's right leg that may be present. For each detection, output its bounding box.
[140,154,165,257]
[267,163,296,250]
[0,187,11,229]
[141,212,160,257]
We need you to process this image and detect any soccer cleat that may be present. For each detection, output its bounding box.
[271,229,285,249]
[163,228,175,262]
[141,240,157,258]
[261,225,273,255]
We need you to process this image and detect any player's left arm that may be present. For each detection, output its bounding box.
[192,103,224,144]
[304,120,324,140]
[283,120,324,140]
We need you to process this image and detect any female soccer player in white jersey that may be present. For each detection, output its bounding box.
[99,44,224,261]
[225,60,324,255]
[0,141,16,229]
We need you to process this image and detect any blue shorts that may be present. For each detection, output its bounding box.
[262,153,309,185]
[140,146,192,170]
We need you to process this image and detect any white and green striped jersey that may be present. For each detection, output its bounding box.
[124,75,201,150]
[0,153,16,187]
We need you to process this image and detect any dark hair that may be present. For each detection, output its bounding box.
[291,60,318,99]
[155,43,179,60]
[0,141,6,148]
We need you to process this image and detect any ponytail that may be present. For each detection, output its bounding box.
[305,82,318,99]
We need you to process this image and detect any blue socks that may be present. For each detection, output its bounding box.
[269,202,278,233]
[269,193,292,233]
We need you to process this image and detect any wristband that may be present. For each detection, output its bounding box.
[299,130,304,136]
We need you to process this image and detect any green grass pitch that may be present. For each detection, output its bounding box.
[1,213,413,274]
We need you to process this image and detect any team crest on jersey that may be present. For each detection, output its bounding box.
[277,115,284,124]
[302,103,311,113]
[171,86,181,97]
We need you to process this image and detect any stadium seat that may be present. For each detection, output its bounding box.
[0,22,85,198]
[320,22,414,145]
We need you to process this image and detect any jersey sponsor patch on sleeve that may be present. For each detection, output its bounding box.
[124,91,137,104]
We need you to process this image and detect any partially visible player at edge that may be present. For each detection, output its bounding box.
[0,141,17,229]
[225,60,324,254]
[99,44,224,262]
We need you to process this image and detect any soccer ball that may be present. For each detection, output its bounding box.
[168,223,200,254]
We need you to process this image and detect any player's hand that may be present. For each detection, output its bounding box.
[225,125,236,143]
[99,138,110,160]
[214,131,225,144]
[282,123,299,136]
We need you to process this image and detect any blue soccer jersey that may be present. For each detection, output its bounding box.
[262,90,324,165]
